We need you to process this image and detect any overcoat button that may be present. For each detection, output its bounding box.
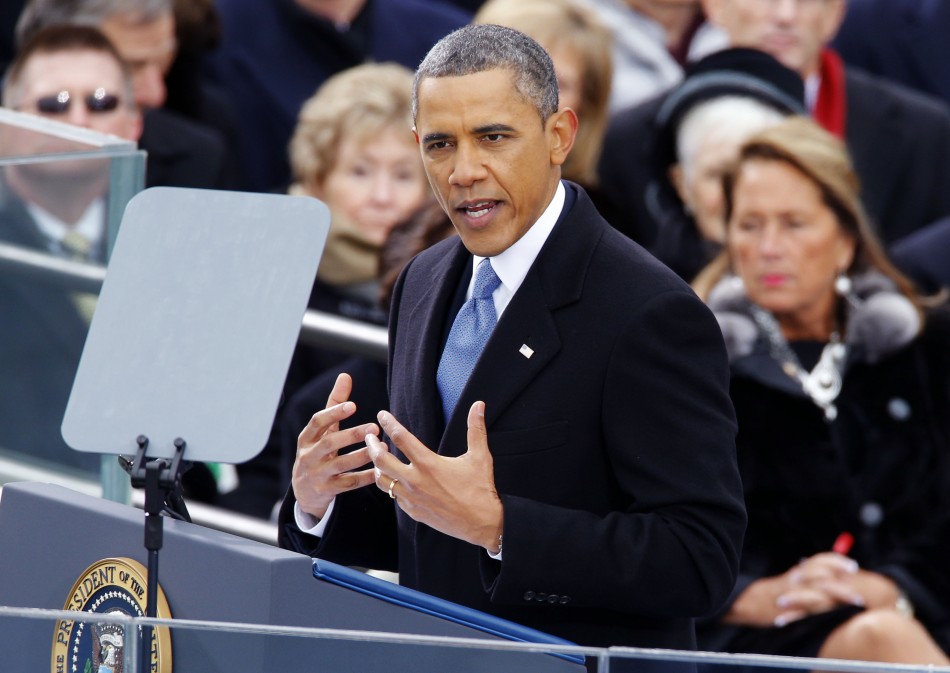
[887,398,911,421]
[860,502,884,527]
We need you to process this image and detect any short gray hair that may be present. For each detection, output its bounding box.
[16,0,173,47]
[412,23,558,124]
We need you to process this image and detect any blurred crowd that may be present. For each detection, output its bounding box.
[1,0,949,665]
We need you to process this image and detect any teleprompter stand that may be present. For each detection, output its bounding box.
[126,435,190,673]
[61,187,331,673]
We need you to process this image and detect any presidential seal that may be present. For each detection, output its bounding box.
[52,557,172,673]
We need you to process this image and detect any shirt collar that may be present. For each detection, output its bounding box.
[471,180,565,307]
[805,73,820,112]
[26,198,105,255]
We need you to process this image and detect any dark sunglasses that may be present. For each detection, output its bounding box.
[35,88,121,114]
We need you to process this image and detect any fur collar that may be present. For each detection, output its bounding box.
[707,271,921,365]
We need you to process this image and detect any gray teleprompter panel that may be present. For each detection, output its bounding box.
[0,482,586,672]
[62,187,329,463]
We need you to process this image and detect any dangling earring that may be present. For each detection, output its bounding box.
[834,271,861,309]
[729,274,745,292]
[834,272,852,296]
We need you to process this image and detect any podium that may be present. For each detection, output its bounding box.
[0,482,585,672]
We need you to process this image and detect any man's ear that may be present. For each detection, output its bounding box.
[548,107,578,167]
[412,126,420,145]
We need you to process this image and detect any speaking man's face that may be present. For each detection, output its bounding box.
[413,67,575,258]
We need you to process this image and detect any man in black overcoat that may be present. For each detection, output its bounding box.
[280,23,746,657]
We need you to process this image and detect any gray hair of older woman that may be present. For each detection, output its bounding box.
[289,62,416,191]
[674,96,785,184]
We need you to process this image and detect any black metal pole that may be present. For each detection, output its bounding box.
[141,458,164,673]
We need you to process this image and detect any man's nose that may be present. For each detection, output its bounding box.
[65,102,90,129]
[448,144,486,187]
[772,0,800,21]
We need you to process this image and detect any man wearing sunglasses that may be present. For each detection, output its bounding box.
[15,0,236,191]
[0,25,141,471]
[4,25,142,145]
[2,23,141,261]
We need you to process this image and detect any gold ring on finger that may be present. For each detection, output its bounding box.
[388,478,399,500]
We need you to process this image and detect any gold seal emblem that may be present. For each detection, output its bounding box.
[51,557,172,673]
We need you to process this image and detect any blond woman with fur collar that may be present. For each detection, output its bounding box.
[694,117,950,665]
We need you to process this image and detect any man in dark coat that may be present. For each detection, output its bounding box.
[279,23,746,656]
[832,0,950,108]
[599,0,950,248]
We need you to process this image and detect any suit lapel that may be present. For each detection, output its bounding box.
[398,239,471,450]
[438,271,561,455]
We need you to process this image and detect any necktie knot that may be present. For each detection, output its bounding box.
[61,230,92,261]
[473,258,501,300]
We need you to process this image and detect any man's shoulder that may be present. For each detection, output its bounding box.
[556,186,696,300]
[845,66,950,123]
[593,226,695,300]
[142,108,226,154]
[141,109,229,189]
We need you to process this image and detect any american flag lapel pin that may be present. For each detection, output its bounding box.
[519,344,534,359]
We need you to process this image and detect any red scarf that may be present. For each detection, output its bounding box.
[813,48,847,138]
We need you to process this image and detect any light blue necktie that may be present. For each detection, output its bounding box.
[437,258,501,420]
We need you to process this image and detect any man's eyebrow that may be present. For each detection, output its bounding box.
[473,123,515,135]
[421,132,452,145]
[421,124,516,145]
